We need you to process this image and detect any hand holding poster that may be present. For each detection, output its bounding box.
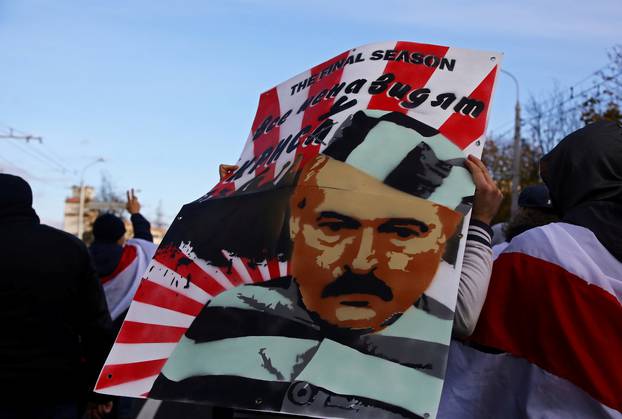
[96,41,502,419]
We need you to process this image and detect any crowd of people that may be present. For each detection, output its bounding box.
[0,120,619,418]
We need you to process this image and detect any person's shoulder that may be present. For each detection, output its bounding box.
[37,223,89,252]
[501,222,609,270]
[505,222,561,251]
[127,237,158,253]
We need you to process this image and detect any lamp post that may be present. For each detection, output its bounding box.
[501,69,521,216]
[78,158,104,240]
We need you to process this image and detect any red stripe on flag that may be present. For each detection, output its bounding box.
[116,321,187,344]
[252,87,280,184]
[154,246,226,297]
[241,258,264,283]
[218,265,244,286]
[101,245,137,285]
[133,279,205,316]
[96,358,167,390]
[439,65,498,149]
[367,42,449,114]
[267,258,281,279]
[471,252,622,411]
[297,50,350,161]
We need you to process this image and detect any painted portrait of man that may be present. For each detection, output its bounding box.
[148,110,474,419]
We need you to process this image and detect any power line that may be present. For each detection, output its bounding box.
[1,125,74,174]
[0,127,42,143]
[3,138,69,174]
[491,71,621,141]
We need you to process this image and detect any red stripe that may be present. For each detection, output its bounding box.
[367,42,449,114]
[252,87,280,185]
[101,245,137,285]
[471,252,622,411]
[267,258,281,279]
[297,50,350,161]
[218,265,244,287]
[439,65,498,149]
[116,321,187,344]
[154,246,227,297]
[133,279,205,316]
[241,258,265,283]
[96,358,167,390]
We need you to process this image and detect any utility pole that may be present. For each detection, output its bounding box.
[501,70,522,216]
[78,158,104,240]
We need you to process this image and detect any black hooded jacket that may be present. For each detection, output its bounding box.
[540,121,622,261]
[0,174,114,403]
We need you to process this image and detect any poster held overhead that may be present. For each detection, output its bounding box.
[96,41,502,419]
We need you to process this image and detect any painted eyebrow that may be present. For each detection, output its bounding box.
[378,218,430,233]
[316,211,361,228]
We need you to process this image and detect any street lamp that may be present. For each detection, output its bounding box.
[501,69,521,216]
[78,157,104,240]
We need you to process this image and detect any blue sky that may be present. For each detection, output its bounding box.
[1,0,620,227]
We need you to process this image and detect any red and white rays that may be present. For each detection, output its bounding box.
[95,243,286,397]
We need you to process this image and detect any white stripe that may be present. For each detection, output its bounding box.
[257,261,271,281]
[103,261,139,320]
[224,251,254,284]
[96,374,158,398]
[143,259,211,304]
[440,341,621,418]
[279,260,289,277]
[125,301,195,328]
[179,242,236,289]
[467,228,490,243]
[411,47,500,129]
[329,41,398,118]
[105,343,177,365]
[504,222,622,303]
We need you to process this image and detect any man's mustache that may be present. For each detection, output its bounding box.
[321,268,393,302]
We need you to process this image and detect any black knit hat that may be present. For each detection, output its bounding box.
[518,184,553,210]
[93,213,126,243]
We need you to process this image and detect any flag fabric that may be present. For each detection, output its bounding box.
[439,222,622,418]
[100,238,158,321]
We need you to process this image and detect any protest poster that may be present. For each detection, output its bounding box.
[95,41,502,419]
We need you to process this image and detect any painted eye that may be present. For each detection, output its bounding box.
[393,227,420,238]
[318,222,343,232]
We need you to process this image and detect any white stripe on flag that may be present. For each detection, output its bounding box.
[223,251,254,284]
[125,301,195,328]
[411,47,499,129]
[105,343,178,365]
[97,374,159,398]
[143,259,211,304]
[505,223,622,302]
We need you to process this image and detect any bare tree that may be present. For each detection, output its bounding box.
[581,45,622,124]
[97,172,125,216]
[524,83,581,155]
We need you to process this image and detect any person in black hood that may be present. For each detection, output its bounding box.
[0,174,114,419]
[89,189,157,334]
[540,120,622,261]
[438,121,622,418]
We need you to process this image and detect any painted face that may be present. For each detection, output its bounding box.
[289,155,461,332]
